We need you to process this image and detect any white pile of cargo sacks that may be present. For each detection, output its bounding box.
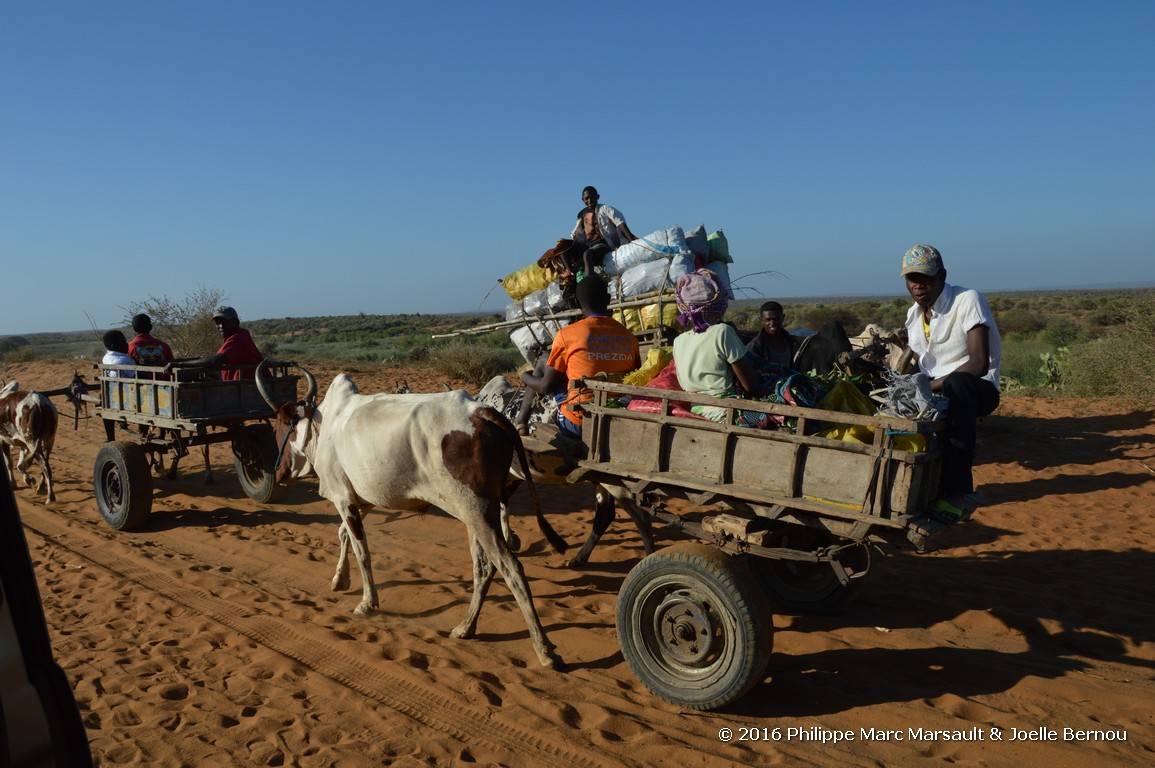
[500,225,734,362]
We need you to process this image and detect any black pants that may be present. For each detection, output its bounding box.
[577,241,612,276]
[938,372,1000,499]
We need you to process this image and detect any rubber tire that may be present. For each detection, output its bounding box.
[232,424,285,504]
[616,542,774,711]
[94,441,153,530]
[750,526,872,615]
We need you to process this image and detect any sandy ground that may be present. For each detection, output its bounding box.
[6,359,1155,767]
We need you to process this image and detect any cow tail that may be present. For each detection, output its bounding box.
[479,407,568,555]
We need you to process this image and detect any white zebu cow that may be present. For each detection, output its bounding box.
[1,381,59,502]
[257,365,566,669]
[476,376,656,566]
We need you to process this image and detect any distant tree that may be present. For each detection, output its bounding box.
[121,285,228,358]
[0,336,31,355]
[996,308,1047,336]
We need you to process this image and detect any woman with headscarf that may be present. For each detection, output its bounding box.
[673,269,817,429]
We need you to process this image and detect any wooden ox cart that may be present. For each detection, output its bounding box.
[559,378,945,711]
[85,361,301,530]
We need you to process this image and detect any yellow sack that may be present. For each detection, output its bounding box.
[622,346,673,387]
[815,423,926,452]
[815,424,875,444]
[640,302,680,330]
[501,263,553,301]
[613,308,644,333]
[891,433,927,452]
[818,379,875,416]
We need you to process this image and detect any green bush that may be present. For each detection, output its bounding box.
[997,308,1047,336]
[1063,296,1155,401]
[1086,308,1126,327]
[1042,321,1089,349]
[427,340,523,386]
[3,347,38,363]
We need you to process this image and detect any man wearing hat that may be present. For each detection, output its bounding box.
[165,306,264,380]
[901,244,1001,522]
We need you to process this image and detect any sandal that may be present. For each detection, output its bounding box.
[928,499,965,525]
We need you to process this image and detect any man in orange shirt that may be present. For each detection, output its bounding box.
[515,277,639,436]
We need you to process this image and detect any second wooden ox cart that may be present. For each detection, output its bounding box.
[87,361,301,530]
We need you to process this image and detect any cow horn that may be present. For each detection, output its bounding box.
[255,360,279,410]
[299,365,317,405]
[257,361,318,410]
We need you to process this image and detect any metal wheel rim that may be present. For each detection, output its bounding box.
[101,462,125,510]
[636,579,728,682]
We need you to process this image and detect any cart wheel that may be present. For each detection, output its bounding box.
[232,424,284,504]
[616,542,773,711]
[94,441,152,530]
[750,526,872,615]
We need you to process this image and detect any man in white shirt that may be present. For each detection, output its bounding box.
[902,244,1001,522]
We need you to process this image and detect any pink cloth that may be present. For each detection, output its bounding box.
[625,360,704,420]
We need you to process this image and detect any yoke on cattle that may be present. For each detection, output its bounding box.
[83,360,305,530]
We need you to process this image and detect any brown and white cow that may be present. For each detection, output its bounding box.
[257,365,566,669]
[1,381,59,503]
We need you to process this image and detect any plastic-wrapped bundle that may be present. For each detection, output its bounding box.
[703,260,734,299]
[504,280,568,321]
[509,318,569,363]
[603,226,690,276]
[684,224,710,261]
[612,252,695,299]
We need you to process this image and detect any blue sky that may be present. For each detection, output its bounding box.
[3,1,1152,334]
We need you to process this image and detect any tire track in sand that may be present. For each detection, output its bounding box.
[21,502,606,767]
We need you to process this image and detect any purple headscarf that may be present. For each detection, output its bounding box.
[675,269,729,333]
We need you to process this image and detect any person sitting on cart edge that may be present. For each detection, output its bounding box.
[672,269,760,424]
[745,301,799,368]
[164,306,264,381]
[672,269,820,429]
[101,330,135,378]
[101,330,135,440]
[128,313,174,368]
[514,276,639,437]
[901,244,1001,524]
[570,186,639,279]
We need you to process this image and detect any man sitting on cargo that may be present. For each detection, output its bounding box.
[164,306,264,381]
[570,186,639,279]
[514,276,640,437]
